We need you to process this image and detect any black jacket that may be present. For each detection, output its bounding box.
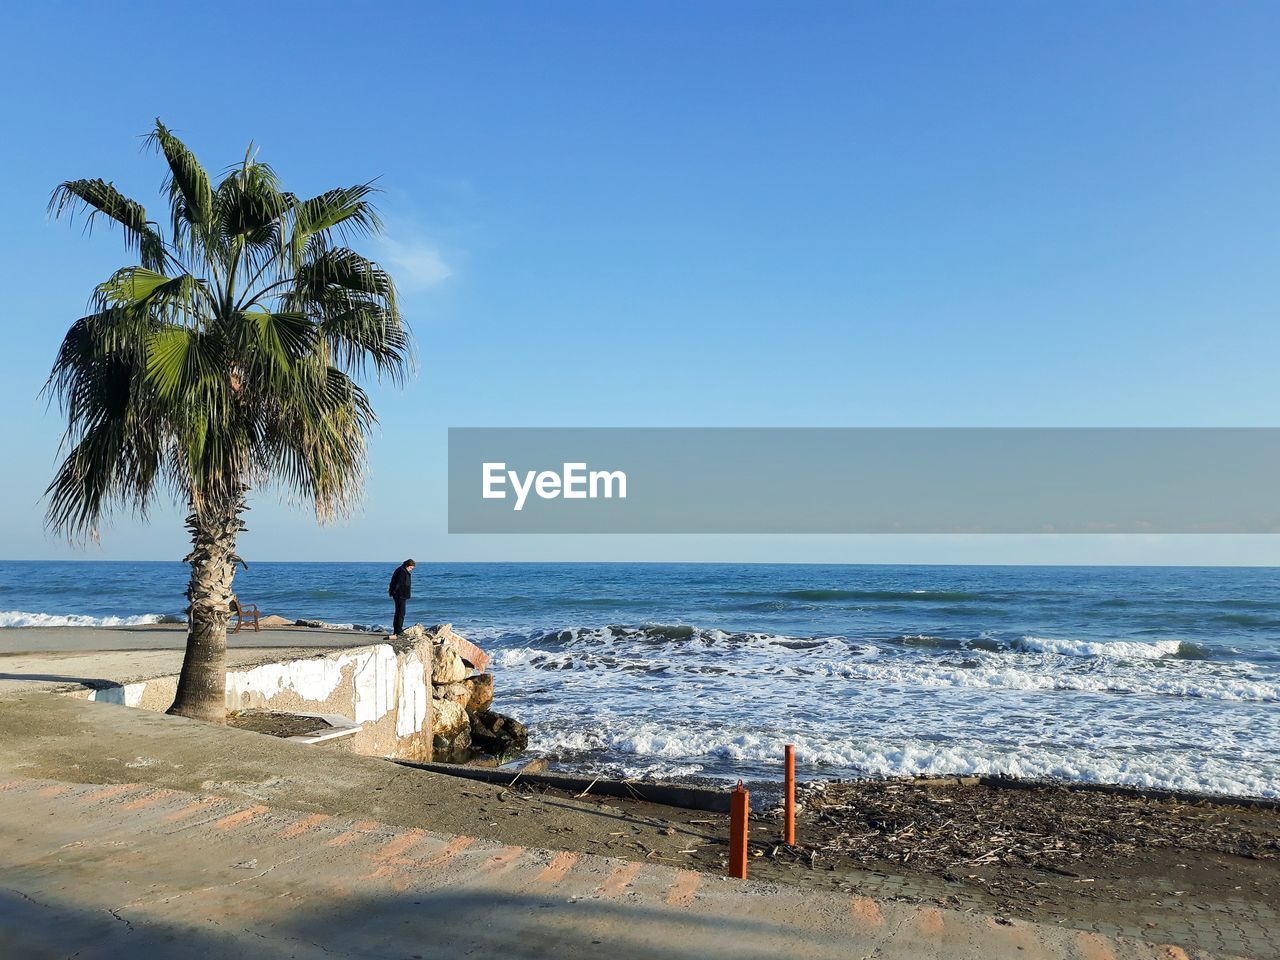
[389,564,412,600]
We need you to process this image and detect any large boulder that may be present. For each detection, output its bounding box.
[432,645,468,684]
[432,698,469,737]
[470,710,528,756]
[462,674,494,712]
[441,632,490,672]
[399,623,487,662]
[434,681,471,711]
[396,623,489,678]
[433,723,473,763]
[431,698,474,762]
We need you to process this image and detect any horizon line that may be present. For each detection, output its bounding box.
[1,558,1278,570]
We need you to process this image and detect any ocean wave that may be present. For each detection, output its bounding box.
[771,589,989,603]
[0,609,174,628]
[886,633,1004,652]
[1011,636,1207,660]
[525,623,1220,664]
[496,644,1277,702]
[818,658,1280,703]
[526,624,875,657]
[529,720,1279,798]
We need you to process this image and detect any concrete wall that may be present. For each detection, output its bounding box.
[72,637,434,761]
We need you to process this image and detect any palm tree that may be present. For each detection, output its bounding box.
[44,120,412,722]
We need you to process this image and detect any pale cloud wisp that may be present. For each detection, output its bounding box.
[377,235,454,290]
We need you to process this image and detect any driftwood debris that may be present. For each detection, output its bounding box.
[761,777,1279,873]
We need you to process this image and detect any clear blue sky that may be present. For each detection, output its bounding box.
[2,1,1278,564]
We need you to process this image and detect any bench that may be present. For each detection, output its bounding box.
[229,597,261,634]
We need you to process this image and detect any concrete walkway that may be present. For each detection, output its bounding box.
[0,646,345,698]
[0,773,1204,960]
[0,623,365,655]
[0,693,1219,959]
[0,624,372,698]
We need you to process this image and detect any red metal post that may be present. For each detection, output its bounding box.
[784,744,796,845]
[728,780,749,879]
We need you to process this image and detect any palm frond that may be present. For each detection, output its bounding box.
[293,247,398,302]
[46,418,130,535]
[144,120,213,242]
[49,179,167,271]
[215,155,288,239]
[320,303,412,381]
[95,267,211,321]
[264,366,375,520]
[144,326,227,400]
[289,183,382,265]
[237,309,318,387]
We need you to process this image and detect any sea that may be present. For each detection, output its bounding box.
[1,561,1277,798]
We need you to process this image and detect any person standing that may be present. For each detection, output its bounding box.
[388,558,415,639]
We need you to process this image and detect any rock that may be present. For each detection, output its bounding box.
[462,674,494,712]
[396,623,490,672]
[294,619,326,629]
[432,645,467,684]
[432,685,475,763]
[432,698,469,737]
[441,632,490,672]
[470,710,528,756]
[258,615,293,628]
[433,723,472,762]
[434,682,471,710]
[451,724,472,752]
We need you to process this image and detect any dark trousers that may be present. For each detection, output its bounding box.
[393,597,407,635]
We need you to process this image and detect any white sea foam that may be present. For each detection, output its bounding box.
[495,643,1278,702]
[529,719,1280,798]
[486,619,1280,798]
[1012,635,1185,659]
[0,609,169,628]
[816,658,1280,702]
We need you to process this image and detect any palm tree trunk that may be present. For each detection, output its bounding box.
[167,489,248,723]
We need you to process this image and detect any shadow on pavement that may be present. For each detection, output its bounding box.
[0,883,853,960]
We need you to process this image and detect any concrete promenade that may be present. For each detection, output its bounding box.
[0,622,364,654]
[0,692,1223,959]
[0,624,368,699]
[0,772,1205,960]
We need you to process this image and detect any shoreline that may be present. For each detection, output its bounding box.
[3,622,1279,803]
